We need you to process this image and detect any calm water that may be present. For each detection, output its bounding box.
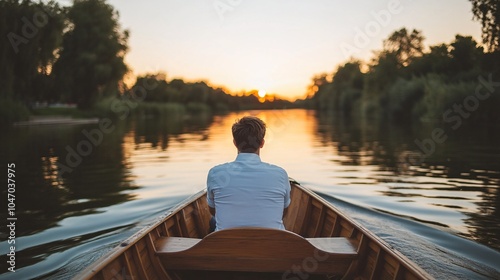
[0,109,499,279]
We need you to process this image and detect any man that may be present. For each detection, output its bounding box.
[207,116,291,231]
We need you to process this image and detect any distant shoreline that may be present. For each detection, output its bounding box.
[13,116,99,126]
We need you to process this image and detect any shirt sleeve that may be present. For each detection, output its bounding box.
[206,169,215,208]
[283,172,291,208]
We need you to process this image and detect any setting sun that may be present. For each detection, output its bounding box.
[258,89,267,98]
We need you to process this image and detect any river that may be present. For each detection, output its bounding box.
[0,109,499,279]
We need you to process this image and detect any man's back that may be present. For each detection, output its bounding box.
[207,153,290,231]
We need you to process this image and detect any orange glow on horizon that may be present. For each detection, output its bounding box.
[124,68,306,101]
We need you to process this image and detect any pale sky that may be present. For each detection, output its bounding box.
[100,0,481,100]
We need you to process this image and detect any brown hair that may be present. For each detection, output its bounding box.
[232,116,266,153]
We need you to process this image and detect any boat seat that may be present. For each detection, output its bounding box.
[155,227,358,274]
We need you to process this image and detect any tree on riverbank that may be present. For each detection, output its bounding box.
[1,0,127,123]
[0,0,292,125]
[118,74,293,116]
[306,28,500,125]
[0,1,65,124]
[470,0,500,52]
[52,0,128,109]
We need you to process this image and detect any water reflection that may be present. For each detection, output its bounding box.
[133,114,213,150]
[0,109,499,279]
[313,111,500,250]
[0,121,136,269]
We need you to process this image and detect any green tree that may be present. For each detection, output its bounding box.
[308,74,331,110]
[184,82,210,104]
[450,35,484,73]
[409,43,452,76]
[52,0,128,109]
[0,0,65,103]
[134,73,169,103]
[383,28,425,67]
[365,51,399,93]
[330,61,364,114]
[470,0,500,52]
[307,74,329,98]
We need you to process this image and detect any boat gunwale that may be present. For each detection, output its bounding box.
[74,182,433,280]
[74,188,207,279]
[295,183,434,279]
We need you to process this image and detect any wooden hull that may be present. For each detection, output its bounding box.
[75,181,433,280]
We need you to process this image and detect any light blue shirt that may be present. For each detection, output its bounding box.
[207,153,291,231]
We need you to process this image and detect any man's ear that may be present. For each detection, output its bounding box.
[233,139,237,148]
[260,139,265,148]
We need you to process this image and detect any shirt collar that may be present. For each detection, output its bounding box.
[235,153,261,163]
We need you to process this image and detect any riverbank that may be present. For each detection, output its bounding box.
[13,116,99,126]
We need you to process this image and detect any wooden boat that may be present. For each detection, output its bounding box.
[75,180,433,280]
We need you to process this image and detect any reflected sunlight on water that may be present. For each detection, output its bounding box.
[0,109,499,279]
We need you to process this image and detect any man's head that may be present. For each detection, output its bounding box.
[232,116,266,153]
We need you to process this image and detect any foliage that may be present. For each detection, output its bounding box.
[128,74,292,113]
[0,0,295,124]
[470,0,500,52]
[383,28,425,67]
[308,27,500,126]
[385,77,426,121]
[52,0,128,109]
[0,0,65,103]
[134,102,186,119]
[0,98,30,126]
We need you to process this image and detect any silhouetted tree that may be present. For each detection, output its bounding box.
[383,28,425,67]
[307,74,329,98]
[307,27,500,124]
[52,0,128,109]
[409,44,452,76]
[470,0,500,51]
[0,0,65,103]
[450,35,484,73]
[330,61,364,113]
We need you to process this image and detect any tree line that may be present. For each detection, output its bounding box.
[125,73,292,114]
[0,0,291,125]
[305,0,500,126]
[1,0,127,123]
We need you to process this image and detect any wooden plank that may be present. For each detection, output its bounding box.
[101,258,122,279]
[133,243,149,280]
[284,186,301,231]
[156,228,357,274]
[122,251,134,280]
[393,262,404,280]
[339,219,355,237]
[174,213,183,236]
[313,204,326,237]
[146,233,171,280]
[321,211,337,237]
[369,244,384,280]
[182,205,200,238]
[298,193,312,236]
[164,219,175,236]
[156,237,201,253]
[306,237,357,255]
[124,250,139,280]
[193,200,207,237]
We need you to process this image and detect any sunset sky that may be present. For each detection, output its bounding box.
[98,0,481,100]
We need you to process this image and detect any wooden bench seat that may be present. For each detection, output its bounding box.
[155,228,358,274]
